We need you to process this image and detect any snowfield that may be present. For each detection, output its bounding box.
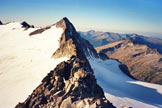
[0,22,162,108]
[88,58,162,108]
[0,23,68,108]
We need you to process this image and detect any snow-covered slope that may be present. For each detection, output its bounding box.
[88,58,162,108]
[0,22,68,108]
[1,21,162,108]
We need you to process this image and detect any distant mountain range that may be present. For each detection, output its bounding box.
[80,30,162,85]
[96,39,162,85]
[79,30,162,54]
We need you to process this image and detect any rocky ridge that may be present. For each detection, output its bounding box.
[15,17,115,108]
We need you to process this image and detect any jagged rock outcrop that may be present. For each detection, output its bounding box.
[21,21,34,29]
[96,39,162,85]
[15,17,115,108]
[0,20,2,25]
[16,56,115,108]
[29,26,51,36]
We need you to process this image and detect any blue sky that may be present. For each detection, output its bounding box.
[1,0,162,37]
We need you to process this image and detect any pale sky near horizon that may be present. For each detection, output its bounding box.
[1,0,162,38]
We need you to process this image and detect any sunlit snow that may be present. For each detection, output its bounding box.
[0,23,68,108]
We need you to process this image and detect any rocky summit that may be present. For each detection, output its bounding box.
[53,17,99,59]
[21,21,34,29]
[15,17,115,108]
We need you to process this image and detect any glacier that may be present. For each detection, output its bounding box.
[88,58,162,108]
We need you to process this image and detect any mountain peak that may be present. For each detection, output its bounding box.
[15,18,115,108]
[53,18,99,59]
[62,17,70,23]
[21,21,34,29]
[56,17,75,31]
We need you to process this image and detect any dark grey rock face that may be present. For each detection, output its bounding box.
[0,20,2,25]
[21,21,34,29]
[98,53,109,60]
